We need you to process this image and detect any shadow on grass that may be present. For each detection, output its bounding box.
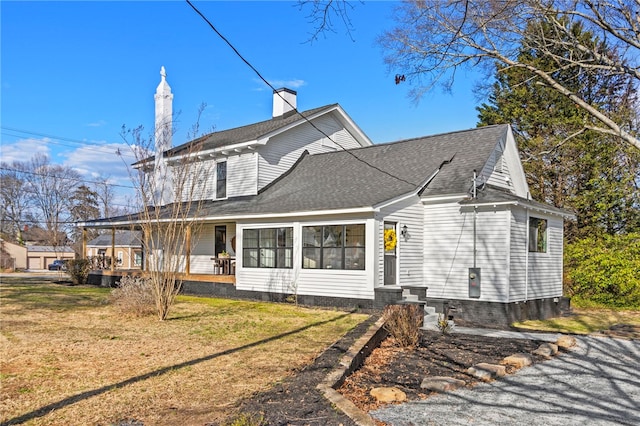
[1,311,357,425]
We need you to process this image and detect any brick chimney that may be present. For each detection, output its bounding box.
[272,88,297,118]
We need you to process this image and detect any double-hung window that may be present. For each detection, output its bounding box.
[302,224,365,270]
[528,217,547,252]
[243,227,293,268]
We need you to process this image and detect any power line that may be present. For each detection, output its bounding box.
[1,127,137,159]
[0,166,136,190]
[184,0,419,188]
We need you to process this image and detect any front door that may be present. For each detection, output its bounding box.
[215,225,226,257]
[384,222,397,285]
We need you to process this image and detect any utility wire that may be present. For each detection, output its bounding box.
[1,127,136,159]
[185,0,418,188]
[0,166,136,190]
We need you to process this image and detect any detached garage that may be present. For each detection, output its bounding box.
[26,246,75,270]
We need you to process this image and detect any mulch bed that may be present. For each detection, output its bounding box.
[337,331,548,413]
[226,317,556,426]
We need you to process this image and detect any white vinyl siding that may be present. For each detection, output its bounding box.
[423,201,511,302]
[483,146,512,192]
[377,197,425,288]
[509,209,528,301]
[189,224,216,274]
[236,217,376,300]
[526,215,564,299]
[227,152,258,197]
[257,115,363,190]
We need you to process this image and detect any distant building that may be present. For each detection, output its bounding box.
[86,231,142,270]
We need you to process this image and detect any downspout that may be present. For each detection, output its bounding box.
[473,170,477,269]
[524,209,529,302]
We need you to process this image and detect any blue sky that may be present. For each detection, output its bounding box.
[1,1,481,202]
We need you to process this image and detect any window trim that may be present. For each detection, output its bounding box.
[528,217,548,253]
[242,227,293,269]
[216,161,227,199]
[302,223,365,270]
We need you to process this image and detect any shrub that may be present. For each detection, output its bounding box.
[110,275,156,316]
[382,304,423,348]
[66,259,92,285]
[565,233,640,309]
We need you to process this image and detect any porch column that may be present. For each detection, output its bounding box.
[185,225,191,275]
[82,228,87,260]
[111,228,116,272]
[141,229,146,271]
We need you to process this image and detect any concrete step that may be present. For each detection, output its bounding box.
[424,306,436,315]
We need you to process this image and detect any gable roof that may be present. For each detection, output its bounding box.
[165,104,346,158]
[240,124,506,214]
[81,124,511,226]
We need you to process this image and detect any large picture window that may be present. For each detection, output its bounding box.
[529,217,547,253]
[243,227,293,268]
[302,224,365,270]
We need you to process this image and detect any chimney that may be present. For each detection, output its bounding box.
[272,88,297,118]
[154,66,173,154]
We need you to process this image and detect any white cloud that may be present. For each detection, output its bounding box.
[86,119,107,127]
[254,78,307,91]
[0,137,51,163]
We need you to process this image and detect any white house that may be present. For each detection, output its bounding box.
[80,68,573,325]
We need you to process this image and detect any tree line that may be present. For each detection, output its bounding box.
[0,153,133,254]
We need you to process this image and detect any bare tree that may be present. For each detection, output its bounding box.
[119,125,213,321]
[0,161,32,243]
[24,154,81,252]
[379,0,639,149]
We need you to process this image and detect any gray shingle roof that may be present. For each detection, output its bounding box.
[166,104,337,157]
[85,124,509,224]
[87,231,141,246]
[193,124,507,216]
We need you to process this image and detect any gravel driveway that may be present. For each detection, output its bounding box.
[371,335,640,425]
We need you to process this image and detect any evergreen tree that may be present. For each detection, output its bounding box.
[477,19,640,240]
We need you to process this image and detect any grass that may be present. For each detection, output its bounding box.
[514,307,640,334]
[0,275,368,426]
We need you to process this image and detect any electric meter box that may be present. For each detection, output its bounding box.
[469,268,481,298]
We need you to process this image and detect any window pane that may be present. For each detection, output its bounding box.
[323,247,342,269]
[528,218,547,253]
[260,248,276,268]
[243,229,259,248]
[260,228,276,248]
[277,248,292,268]
[345,224,365,246]
[216,162,227,198]
[323,226,342,247]
[345,247,365,270]
[243,249,258,267]
[303,226,322,248]
[302,247,320,269]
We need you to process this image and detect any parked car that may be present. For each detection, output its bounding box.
[48,259,68,271]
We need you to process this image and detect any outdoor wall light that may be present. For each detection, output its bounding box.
[400,225,408,238]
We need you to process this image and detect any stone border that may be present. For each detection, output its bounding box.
[316,316,388,426]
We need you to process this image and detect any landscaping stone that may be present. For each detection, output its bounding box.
[533,342,559,358]
[557,335,577,349]
[420,376,466,392]
[467,363,506,381]
[370,387,407,403]
[500,353,533,368]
